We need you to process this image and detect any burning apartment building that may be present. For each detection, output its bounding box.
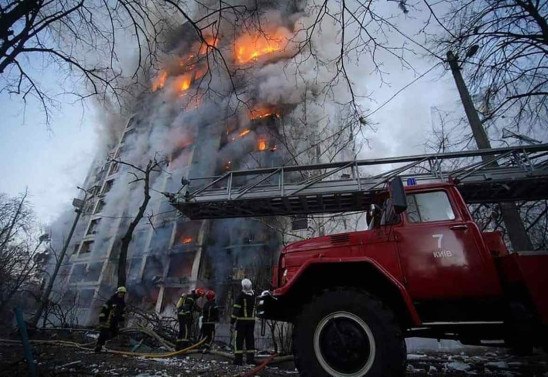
[47,1,360,328]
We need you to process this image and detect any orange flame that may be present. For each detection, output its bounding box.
[174,73,192,93]
[239,129,251,137]
[181,237,193,244]
[199,36,218,55]
[249,106,280,120]
[258,139,267,151]
[234,32,286,64]
[152,70,168,91]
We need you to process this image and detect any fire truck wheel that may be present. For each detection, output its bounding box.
[293,287,406,377]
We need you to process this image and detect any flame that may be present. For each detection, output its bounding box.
[239,129,251,137]
[258,138,267,151]
[199,36,218,55]
[249,106,280,120]
[152,70,168,91]
[234,32,286,64]
[174,73,192,93]
[181,237,193,244]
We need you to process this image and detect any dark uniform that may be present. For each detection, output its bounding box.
[200,298,219,349]
[95,293,126,352]
[176,291,200,349]
[231,291,256,364]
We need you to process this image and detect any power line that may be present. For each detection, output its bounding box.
[364,62,442,119]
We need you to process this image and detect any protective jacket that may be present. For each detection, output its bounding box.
[176,291,199,316]
[231,290,256,364]
[99,293,126,328]
[202,300,219,324]
[231,291,256,324]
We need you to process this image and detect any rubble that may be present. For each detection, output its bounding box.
[0,331,547,376]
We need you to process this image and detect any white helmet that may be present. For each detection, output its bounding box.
[241,278,252,292]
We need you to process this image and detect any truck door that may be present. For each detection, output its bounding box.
[395,189,501,300]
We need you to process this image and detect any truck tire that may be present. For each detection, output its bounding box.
[293,287,406,377]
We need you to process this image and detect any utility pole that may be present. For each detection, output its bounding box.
[447,51,533,251]
[31,188,88,327]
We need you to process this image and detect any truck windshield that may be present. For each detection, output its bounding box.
[406,191,455,223]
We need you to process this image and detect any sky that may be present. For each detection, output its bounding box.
[0,92,98,224]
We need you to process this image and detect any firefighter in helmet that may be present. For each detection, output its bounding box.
[231,278,256,365]
[200,290,219,351]
[95,286,127,352]
[176,287,205,350]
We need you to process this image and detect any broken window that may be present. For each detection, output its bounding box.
[94,199,105,214]
[83,262,103,282]
[80,240,94,254]
[166,252,195,281]
[102,179,114,195]
[128,258,143,282]
[70,264,86,282]
[87,219,100,235]
[143,256,164,284]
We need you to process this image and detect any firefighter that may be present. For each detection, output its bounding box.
[231,278,256,365]
[94,286,127,353]
[200,290,219,351]
[176,287,205,350]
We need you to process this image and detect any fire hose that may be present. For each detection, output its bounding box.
[105,337,207,358]
[233,353,277,377]
[0,330,206,359]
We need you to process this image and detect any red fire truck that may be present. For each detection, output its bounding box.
[170,144,548,377]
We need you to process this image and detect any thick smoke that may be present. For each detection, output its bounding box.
[51,0,367,321]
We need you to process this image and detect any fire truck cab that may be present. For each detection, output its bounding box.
[258,179,548,377]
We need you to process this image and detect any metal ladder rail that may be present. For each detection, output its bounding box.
[177,144,548,203]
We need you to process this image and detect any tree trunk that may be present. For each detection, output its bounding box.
[117,161,153,287]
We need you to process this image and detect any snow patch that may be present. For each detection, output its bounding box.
[407,353,428,360]
[446,361,472,371]
[485,361,509,369]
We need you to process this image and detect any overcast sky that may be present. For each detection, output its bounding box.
[0,92,98,224]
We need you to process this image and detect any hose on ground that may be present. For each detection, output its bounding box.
[235,353,278,377]
[0,335,205,359]
[105,337,207,358]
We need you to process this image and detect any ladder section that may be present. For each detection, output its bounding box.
[169,144,548,219]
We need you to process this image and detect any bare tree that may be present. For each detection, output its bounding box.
[0,190,47,314]
[110,156,167,287]
[429,0,547,135]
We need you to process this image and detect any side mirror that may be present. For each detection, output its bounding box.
[388,177,407,214]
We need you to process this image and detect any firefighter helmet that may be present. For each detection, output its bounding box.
[116,286,127,293]
[241,278,252,292]
[195,287,206,297]
[206,290,216,301]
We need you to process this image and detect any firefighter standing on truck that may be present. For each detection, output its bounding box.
[94,286,126,353]
[176,287,205,350]
[200,290,219,351]
[231,278,256,365]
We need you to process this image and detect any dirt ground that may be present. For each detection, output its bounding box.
[1,331,547,377]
